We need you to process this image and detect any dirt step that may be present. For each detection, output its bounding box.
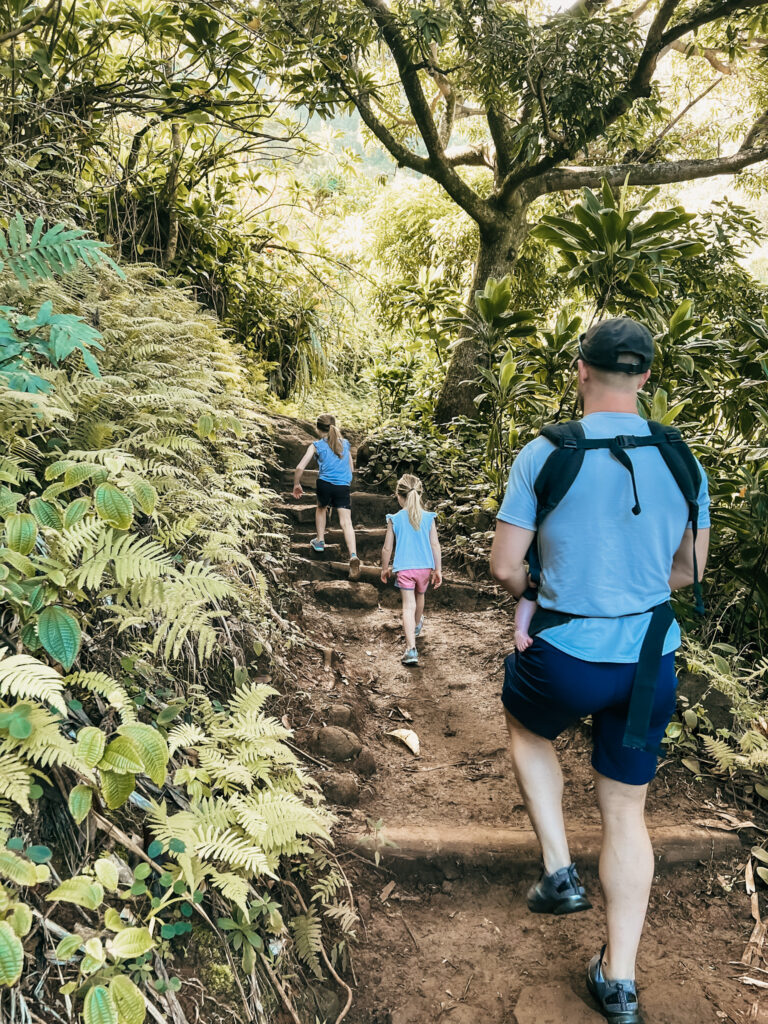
[342,823,740,877]
[277,491,396,524]
[292,526,387,558]
[296,558,497,610]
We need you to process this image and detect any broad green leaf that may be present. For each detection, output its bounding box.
[94,858,119,892]
[0,849,38,887]
[130,479,157,516]
[63,497,90,528]
[0,921,23,986]
[46,876,104,910]
[76,727,106,768]
[100,770,135,810]
[83,985,118,1024]
[94,483,133,530]
[37,605,81,669]
[104,908,125,932]
[8,903,32,936]
[55,933,83,961]
[29,498,62,530]
[5,513,37,555]
[99,736,144,775]
[196,413,215,439]
[110,975,146,1024]
[107,926,154,960]
[118,724,168,786]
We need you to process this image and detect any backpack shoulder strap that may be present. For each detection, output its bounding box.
[646,421,705,613]
[534,421,587,527]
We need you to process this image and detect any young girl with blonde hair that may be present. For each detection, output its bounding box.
[381,474,442,666]
[293,414,360,580]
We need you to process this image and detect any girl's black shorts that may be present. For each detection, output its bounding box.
[316,480,351,509]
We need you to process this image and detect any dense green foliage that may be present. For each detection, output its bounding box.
[0,222,355,1023]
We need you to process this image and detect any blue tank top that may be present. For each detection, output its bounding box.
[314,438,352,486]
[387,508,437,572]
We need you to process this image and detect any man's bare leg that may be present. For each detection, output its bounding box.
[596,772,652,980]
[505,711,571,873]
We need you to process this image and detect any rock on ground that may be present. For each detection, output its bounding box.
[314,726,363,762]
[322,772,359,806]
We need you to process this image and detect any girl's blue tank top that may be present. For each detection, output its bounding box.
[314,438,352,485]
[387,508,436,572]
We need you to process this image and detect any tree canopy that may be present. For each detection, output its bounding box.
[249,0,768,416]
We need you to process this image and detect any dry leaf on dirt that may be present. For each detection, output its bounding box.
[387,728,420,755]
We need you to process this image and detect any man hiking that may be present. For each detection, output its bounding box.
[490,317,710,1023]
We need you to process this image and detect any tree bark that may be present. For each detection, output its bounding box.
[434,215,526,422]
[164,122,182,265]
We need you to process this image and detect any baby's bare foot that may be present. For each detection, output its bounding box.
[515,630,533,653]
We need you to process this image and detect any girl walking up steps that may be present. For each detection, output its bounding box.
[293,413,361,581]
[380,474,442,666]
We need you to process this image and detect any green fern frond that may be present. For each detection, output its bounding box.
[195,826,272,876]
[0,751,35,812]
[0,215,123,286]
[702,735,737,772]
[65,671,135,722]
[290,910,324,979]
[0,652,66,715]
[205,867,250,915]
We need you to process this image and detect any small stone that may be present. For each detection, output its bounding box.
[441,880,453,895]
[327,703,353,727]
[322,772,359,806]
[314,726,362,762]
[356,893,371,920]
[354,746,377,776]
[314,580,379,609]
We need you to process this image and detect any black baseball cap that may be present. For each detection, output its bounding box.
[577,317,654,374]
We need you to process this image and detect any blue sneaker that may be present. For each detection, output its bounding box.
[587,946,643,1023]
[310,538,325,553]
[401,648,418,666]
[527,862,592,915]
[415,617,424,638]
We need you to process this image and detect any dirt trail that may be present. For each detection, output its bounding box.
[274,417,765,1024]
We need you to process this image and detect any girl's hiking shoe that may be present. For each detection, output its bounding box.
[587,947,643,1023]
[401,648,419,666]
[310,538,324,553]
[415,617,424,637]
[527,862,592,915]
[348,554,361,581]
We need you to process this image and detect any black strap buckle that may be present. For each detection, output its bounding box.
[560,436,578,449]
[614,435,636,448]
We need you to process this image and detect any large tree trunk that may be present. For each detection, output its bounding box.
[434,215,526,423]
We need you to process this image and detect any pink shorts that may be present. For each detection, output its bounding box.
[396,568,431,593]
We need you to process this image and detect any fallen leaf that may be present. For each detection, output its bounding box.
[681,756,701,774]
[379,881,395,903]
[387,728,420,755]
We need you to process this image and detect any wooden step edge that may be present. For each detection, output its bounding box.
[339,823,740,872]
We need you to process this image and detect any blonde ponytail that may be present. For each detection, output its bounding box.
[317,413,343,457]
[396,473,424,531]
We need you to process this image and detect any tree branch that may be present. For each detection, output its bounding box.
[445,146,492,168]
[660,0,768,48]
[530,144,768,196]
[662,37,735,73]
[742,111,768,151]
[357,0,497,229]
[0,0,57,45]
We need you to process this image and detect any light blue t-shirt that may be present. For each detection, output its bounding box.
[497,412,710,663]
[314,438,352,485]
[387,508,437,572]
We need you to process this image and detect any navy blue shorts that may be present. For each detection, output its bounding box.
[501,638,677,786]
[316,479,351,509]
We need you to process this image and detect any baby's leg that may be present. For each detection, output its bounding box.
[515,596,538,652]
[401,588,417,649]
